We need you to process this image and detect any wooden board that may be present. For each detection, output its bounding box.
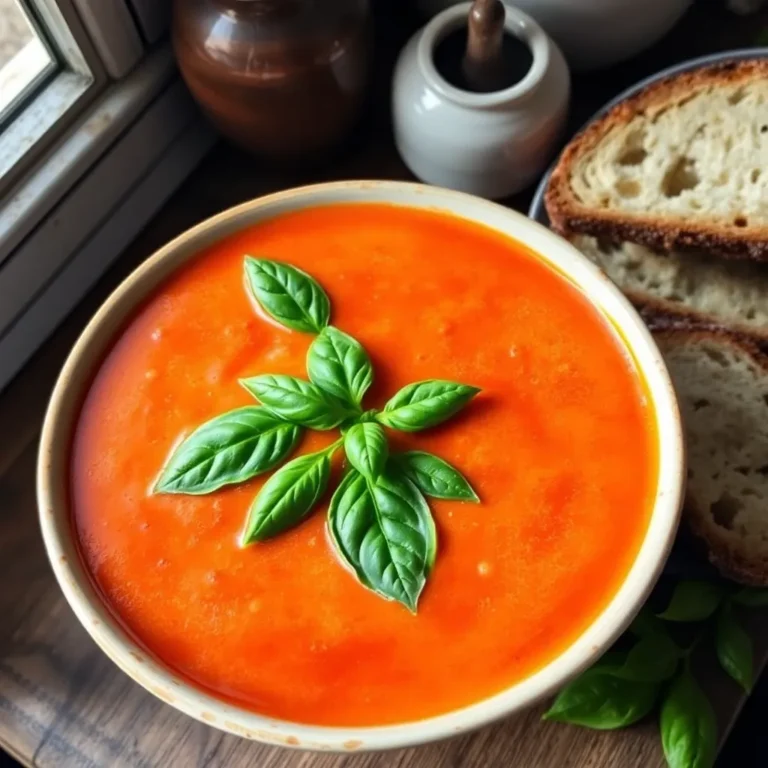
[3,3,768,765]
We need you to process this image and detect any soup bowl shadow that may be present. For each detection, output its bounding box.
[37,181,685,752]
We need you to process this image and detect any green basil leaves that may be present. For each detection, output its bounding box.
[660,670,717,768]
[544,666,659,729]
[732,587,768,607]
[243,448,334,543]
[614,632,681,683]
[715,607,753,693]
[379,380,480,432]
[308,326,372,407]
[394,451,479,502]
[657,581,725,622]
[329,467,437,612]
[244,257,329,333]
[546,580,768,768]
[344,422,388,481]
[240,374,356,429]
[154,257,481,612]
[154,406,301,494]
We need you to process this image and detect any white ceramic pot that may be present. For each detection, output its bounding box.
[38,181,685,751]
[392,3,569,200]
[417,0,694,71]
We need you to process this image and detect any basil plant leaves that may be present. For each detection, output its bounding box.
[154,257,480,612]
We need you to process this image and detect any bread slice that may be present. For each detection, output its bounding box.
[545,60,768,260]
[571,235,768,341]
[656,329,768,584]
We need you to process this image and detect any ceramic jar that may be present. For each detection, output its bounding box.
[173,0,371,163]
[416,0,693,71]
[392,3,569,200]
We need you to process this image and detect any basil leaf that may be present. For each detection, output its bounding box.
[153,406,301,495]
[716,607,753,693]
[244,257,330,334]
[660,670,717,768]
[240,374,354,430]
[242,449,331,543]
[732,587,768,607]
[394,450,479,502]
[543,667,658,729]
[344,422,388,481]
[630,606,669,640]
[613,632,681,683]
[658,581,725,622]
[328,467,437,613]
[595,651,632,670]
[378,380,480,432]
[307,326,372,407]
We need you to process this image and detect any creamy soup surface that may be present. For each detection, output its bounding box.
[71,204,657,726]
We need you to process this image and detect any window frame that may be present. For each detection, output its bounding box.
[0,0,108,196]
[0,4,58,128]
[0,0,214,394]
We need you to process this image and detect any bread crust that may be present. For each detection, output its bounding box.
[545,60,768,261]
[654,328,768,585]
[631,293,768,350]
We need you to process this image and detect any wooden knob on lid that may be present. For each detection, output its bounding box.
[462,0,507,93]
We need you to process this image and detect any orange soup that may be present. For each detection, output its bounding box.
[71,204,657,726]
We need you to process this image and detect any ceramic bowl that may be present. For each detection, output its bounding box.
[38,181,685,751]
[416,0,693,71]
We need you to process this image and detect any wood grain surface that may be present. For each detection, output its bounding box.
[3,2,768,766]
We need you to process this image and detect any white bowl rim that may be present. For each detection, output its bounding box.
[37,180,685,752]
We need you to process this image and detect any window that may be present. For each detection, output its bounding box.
[1,0,107,193]
[0,0,215,391]
[0,1,57,125]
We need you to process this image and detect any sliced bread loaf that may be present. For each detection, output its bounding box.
[545,60,768,260]
[656,329,768,584]
[571,235,768,341]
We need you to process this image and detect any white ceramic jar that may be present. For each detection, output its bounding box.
[392,3,569,199]
[416,0,693,71]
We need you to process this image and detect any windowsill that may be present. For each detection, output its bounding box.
[1,45,175,263]
[0,44,215,392]
[0,67,93,185]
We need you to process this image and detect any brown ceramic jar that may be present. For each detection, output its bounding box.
[173,0,371,162]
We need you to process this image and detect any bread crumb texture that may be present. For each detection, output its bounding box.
[571,235,768,337]
[656,330,768,584]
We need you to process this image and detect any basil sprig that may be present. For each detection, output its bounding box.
[240,374,356,429]
[242,444,337,543]
[244,257,329,333]
[329,466,437,612]
[344,422,388,481]
[394,450,479,502]
[154,406,301,494]
[308,326,372,407]
[378,380,480,432]
[657,581,725,622]
[661,669,717,768]
[715,605,753,693]
[543,665,659,729]
[612,632,681,683]
[154,257,481,612]
[545,582,768,768]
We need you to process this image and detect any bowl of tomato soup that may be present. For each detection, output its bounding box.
[38,181,684,750]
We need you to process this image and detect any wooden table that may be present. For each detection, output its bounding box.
[3,2,768,766]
